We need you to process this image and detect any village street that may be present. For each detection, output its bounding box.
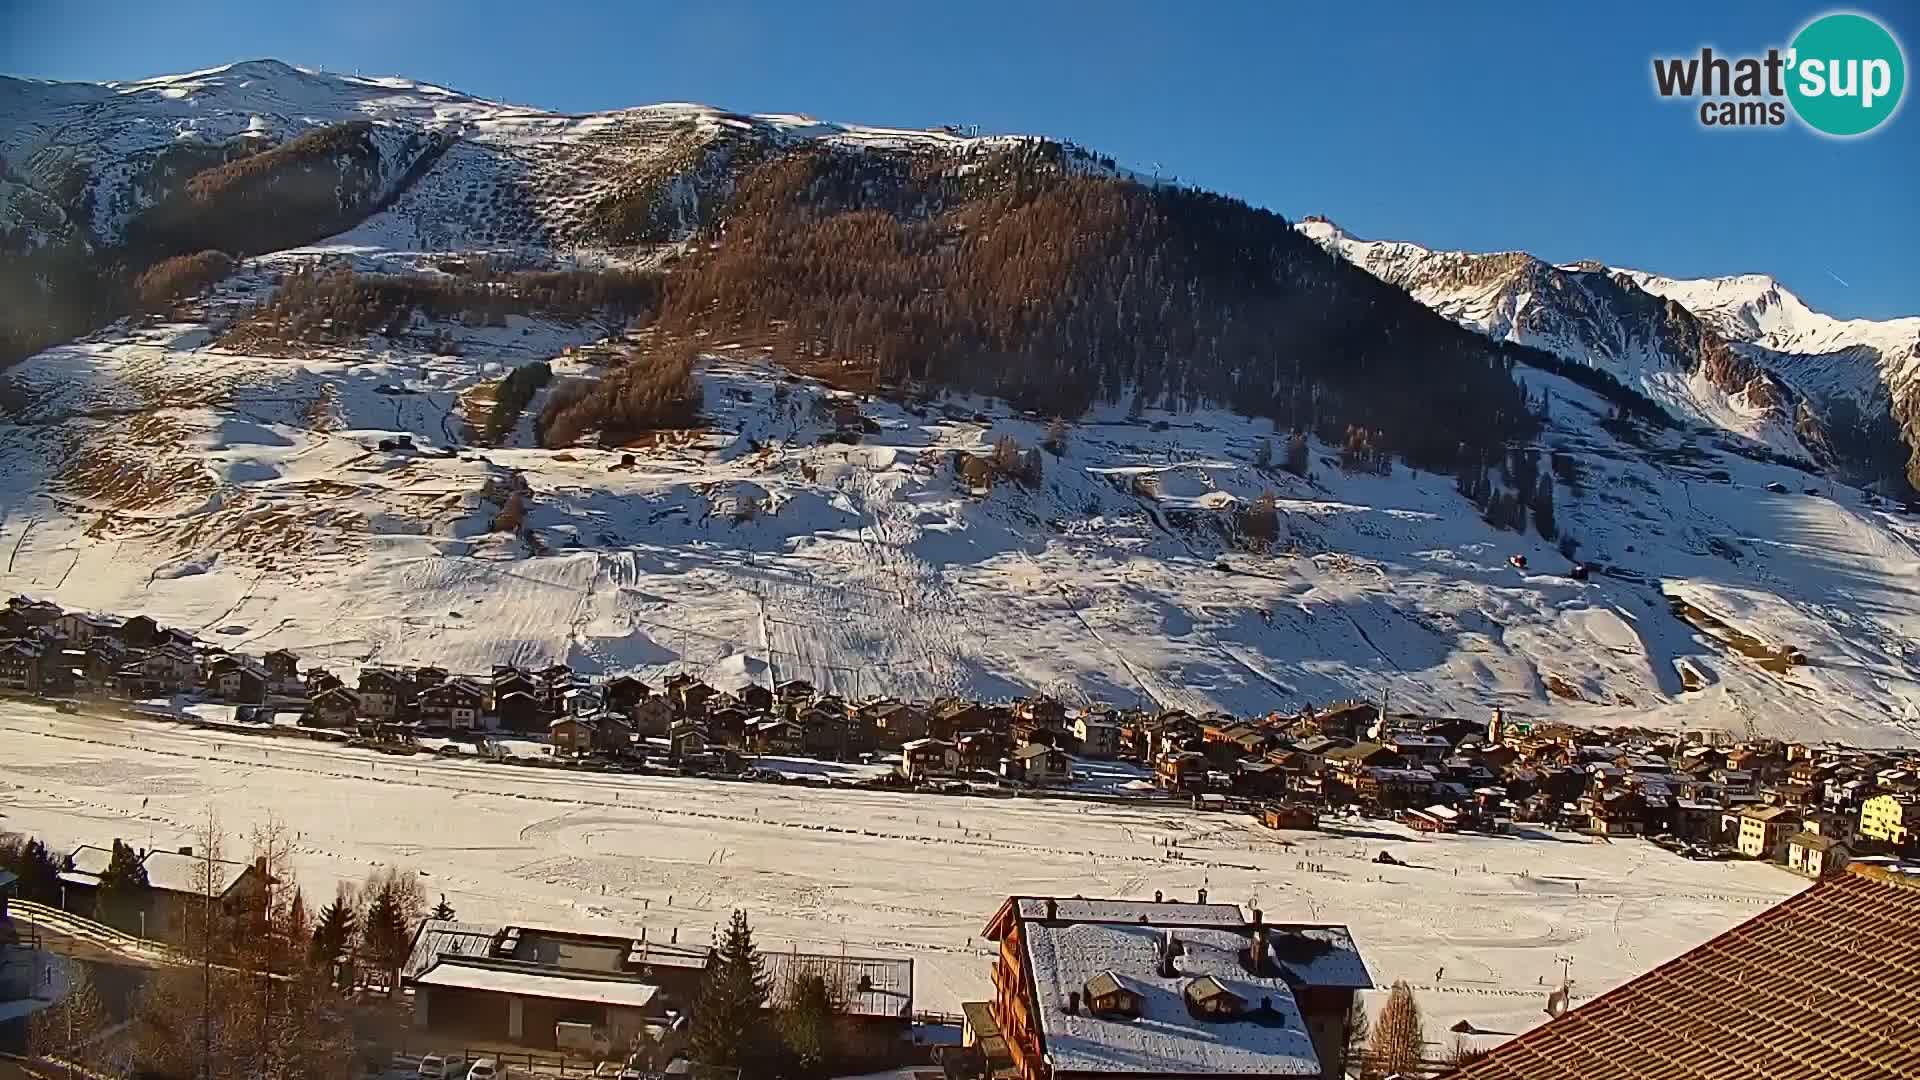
[0,703,1803,1040]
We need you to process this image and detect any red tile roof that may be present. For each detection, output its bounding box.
[1445,864,1920,1080]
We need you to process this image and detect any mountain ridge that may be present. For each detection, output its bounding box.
[1297,217,1918,493]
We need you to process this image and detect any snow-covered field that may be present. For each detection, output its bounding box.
[0,704,1803,1041]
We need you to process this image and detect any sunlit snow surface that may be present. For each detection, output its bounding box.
[1,705,1803,1043]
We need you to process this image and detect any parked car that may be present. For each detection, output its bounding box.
[419,1056,465,1080]
[1764,482,1788,494]
[468,1058,503,1080]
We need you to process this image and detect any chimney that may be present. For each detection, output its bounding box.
[254,856,267,878]
[1045,898,1058,920]
[1158,930,1180,978]
[1153,890,1164,903]
[1066,991,1080,1015]
[1250,909,1268,973]
[671,927,678,944]
[1197,887,1208,904]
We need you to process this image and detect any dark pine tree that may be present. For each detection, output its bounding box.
[1533,474,1557,539]
[97,839,150,932]
[0,835,62,904]
[692,909,771,1073]
[431,894,456,921]
[310,894,357,986]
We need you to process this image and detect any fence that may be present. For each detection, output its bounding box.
[392,1050,738,1080]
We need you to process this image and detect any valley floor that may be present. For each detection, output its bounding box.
[0,703,1803,1045]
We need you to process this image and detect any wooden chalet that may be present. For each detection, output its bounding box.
[419,679,486,730]
[307,686,361,728]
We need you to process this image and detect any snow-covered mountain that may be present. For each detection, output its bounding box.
[1297,218,1920,493]
[3,61,1919,747]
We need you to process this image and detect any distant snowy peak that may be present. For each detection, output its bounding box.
[1294,217,1829,462]
[1298,215,1920,488]
[1620,267,1920,361]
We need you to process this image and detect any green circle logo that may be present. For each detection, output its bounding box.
[1787,12,1906,136]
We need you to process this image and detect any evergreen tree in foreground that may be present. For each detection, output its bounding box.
[432,893,456,921]
[778,970,842,1080]
[98,839,150,932]
[692,909,771,1072]
[310,891,357,984]
[0,834,61,904]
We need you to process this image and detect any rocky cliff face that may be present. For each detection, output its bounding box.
[1299,218,1916,490]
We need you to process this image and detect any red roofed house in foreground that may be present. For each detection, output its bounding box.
[965,893,1371,1080]
[1443,862,1920,1080]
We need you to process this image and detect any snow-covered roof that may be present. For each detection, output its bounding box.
[65,845,115,878]
[762,952,913,1019]
[404,918,499,980]
[414,957,660,1009]
[1022,921,1321,1076]
[1011,898,1247,928]
[140,849,254,896]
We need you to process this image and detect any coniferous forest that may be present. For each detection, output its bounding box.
[647,143,1545,469]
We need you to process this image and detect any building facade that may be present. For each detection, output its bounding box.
[973,895,1370,1080]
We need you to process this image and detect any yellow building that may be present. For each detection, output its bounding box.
[1858,794,1919,851]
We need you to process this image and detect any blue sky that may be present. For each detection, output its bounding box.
[5,1,1916,319]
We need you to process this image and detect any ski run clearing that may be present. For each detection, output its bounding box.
[0,704,1803,1044]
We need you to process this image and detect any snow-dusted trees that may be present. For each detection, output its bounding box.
[1044,417,1071,455]
[1283,432,1310,477]
[538,345,703,448]
[1341,996,1370,1077]
[1241,491,1282,544]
